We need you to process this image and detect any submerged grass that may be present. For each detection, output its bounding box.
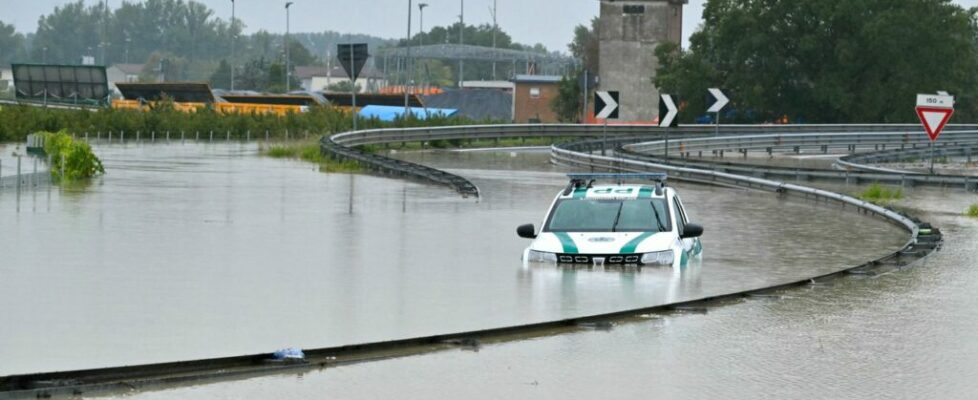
[262,141,362,173]
[966,204,978,218]
[857,183,903,204]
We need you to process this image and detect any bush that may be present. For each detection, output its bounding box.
[42,130,105,180]
[966,204,978,218]
[858,183,903,204]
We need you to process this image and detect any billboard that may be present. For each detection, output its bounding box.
[12,64,110,105]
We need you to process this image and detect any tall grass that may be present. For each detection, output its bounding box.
[857,183,903,204]
[262,141,362,173]
[966,204,978,218]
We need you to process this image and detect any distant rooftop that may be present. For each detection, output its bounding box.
[512,74,562,84]
[293,65,384,80]
[111,63,145,75]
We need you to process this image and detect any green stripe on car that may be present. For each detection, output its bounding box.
[638,187,654,198]
[573,187,588,199]
[554,232,579,254]
[619,232,654,254]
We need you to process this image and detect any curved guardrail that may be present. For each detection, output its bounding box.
[3,124,949,399]
[323,124,978,196]
[616,133,978,190]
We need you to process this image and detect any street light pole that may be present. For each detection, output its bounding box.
[230,0,236,91]
[285,2,294,92]
[404,0,412,115]
[490,0,497,80]
[419,3,428,47]
[418,3,428,91]
[459,0,464,88]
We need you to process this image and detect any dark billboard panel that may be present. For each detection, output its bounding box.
[12,64,110,105]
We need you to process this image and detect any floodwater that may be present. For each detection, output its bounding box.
[111,163,978,400]
[0,143,905,378]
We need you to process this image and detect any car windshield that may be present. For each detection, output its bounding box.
[545,198,671,232]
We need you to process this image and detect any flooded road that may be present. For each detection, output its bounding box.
[0,143,905,377]
[117,185,978,400]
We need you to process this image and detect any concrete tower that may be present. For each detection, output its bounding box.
[598,0,686,121]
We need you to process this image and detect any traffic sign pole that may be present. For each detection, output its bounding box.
[707,88,729,137]
[915,93,955,175]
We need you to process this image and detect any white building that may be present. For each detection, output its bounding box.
[106,64,144,92]
[294,65,387,93]
[0,66,12,93]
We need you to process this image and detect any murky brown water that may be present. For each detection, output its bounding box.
[0,144,905,383]
[112,172,978,400]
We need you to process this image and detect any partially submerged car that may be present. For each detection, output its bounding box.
[518,173,703,267]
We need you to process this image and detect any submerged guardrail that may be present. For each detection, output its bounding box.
[1,123,949,399]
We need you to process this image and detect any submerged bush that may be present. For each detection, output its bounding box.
[858,183,903,204]
[967,204,978,218]
[42,130,105,180]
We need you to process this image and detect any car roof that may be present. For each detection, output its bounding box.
[558,184,669,200]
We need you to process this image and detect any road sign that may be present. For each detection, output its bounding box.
[707,88,729,113]
[595,90,619,119]
[337,43,369,82]
[659,94,678,128]
[915,93,954,141]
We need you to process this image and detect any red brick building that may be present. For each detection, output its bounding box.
[511,75,562,123]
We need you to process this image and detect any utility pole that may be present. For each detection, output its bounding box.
[490,0,497,80]
[404,0,413,115]
[418,3,428,92]
[230,0,236,90]
[459,0,464,88]
[285,2,294,92]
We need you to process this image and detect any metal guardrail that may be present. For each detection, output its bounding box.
[325,124,978,196]
[615,133,978,190]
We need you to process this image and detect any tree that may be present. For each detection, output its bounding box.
[655,0,978,123]
[326,81,361,93]
[0,21,26,65]
[551,72,582,122]
[568,18,600,75]
[209,59,232,89]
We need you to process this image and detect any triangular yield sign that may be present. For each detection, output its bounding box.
[915,106,954,141]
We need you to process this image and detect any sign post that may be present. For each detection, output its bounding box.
[337,43,370,131]
[707,88,729,137]
[595,91,619,156]
[915,93,955,175]
[659,94,678,158]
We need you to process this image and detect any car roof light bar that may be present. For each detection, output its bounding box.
[566,173,668,185]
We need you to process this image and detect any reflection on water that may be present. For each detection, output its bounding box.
[118,190,978,400]
[0,144,905,377]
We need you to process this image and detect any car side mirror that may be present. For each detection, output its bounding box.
[681,223,703,239]
[517,224,537,239]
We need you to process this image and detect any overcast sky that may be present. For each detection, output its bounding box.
[5,0,978,53]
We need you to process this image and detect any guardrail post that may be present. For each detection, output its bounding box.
[209,130,214,142]
[136,130,141,142]
[166,131,170,142]
[97,131,101,143]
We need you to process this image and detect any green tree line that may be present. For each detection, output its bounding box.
[654,0,978,123]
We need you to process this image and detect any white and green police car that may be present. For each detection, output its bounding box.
[517,173,703,267]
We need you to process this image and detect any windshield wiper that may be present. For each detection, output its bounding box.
[650,202,666,232]
[611,203,624,232]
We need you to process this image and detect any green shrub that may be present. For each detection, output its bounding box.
[858,183,903,204]
[42,130,105,181]
[966,204,978,218]
[261,141,360,173]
